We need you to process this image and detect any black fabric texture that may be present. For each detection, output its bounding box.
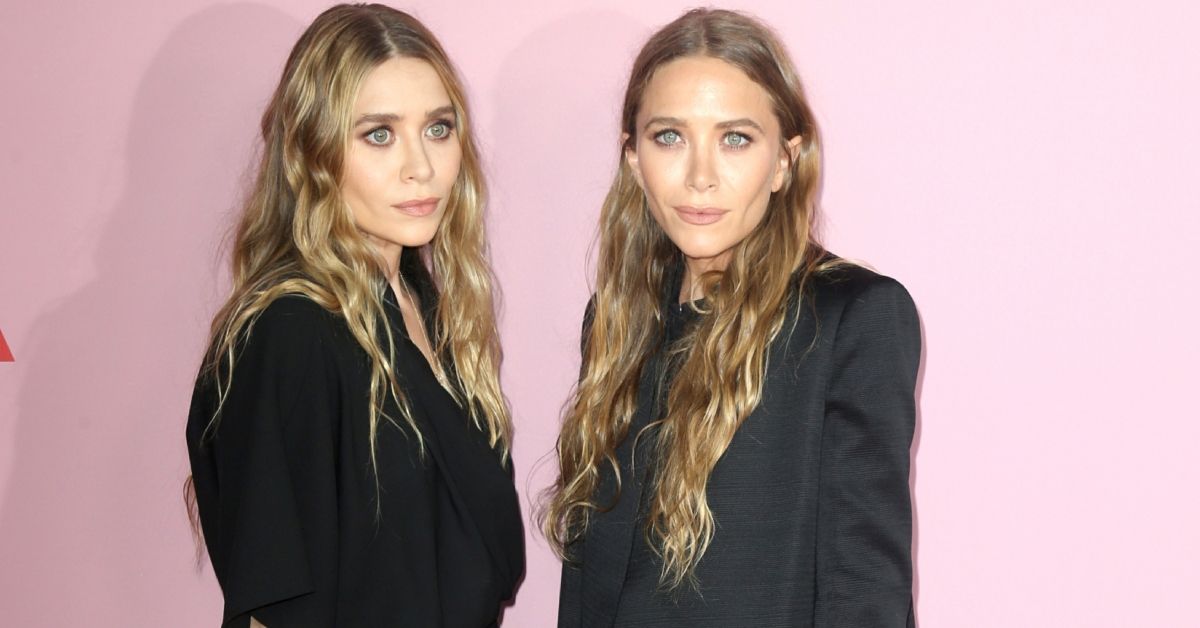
[558,258,921,628]
[187,258,524,628]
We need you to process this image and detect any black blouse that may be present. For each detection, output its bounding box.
[559,259,921,628]
[187,268,524,627]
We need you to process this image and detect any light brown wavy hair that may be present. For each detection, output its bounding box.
[186,3,509,526]
[542,8,837,589]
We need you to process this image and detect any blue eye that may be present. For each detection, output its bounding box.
[366,128,392,145]
[723,132,751,148]
[654,130,682,146]
[425,120,454,140]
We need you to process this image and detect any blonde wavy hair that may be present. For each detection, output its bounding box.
[192,3,508,488]
[542,9,837,589]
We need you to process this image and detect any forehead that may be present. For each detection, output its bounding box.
[353,56,450,113]
[639,56,776,126]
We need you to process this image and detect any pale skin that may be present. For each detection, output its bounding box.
[341,56,463,368]
[624,56,802,302]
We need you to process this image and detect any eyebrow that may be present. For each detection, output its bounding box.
[354,112,400,126]
[353,104,456,127]
[642,116,765,134]
[717,118,765,133]
[643,116,686,130]
[426,105,456,121]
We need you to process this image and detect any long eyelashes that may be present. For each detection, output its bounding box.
[424,118,456,141]
[654,129,683,147]
[722,132,752,149]
[361,118,457,147]
[364,126,394,146]
[649,128,755,150]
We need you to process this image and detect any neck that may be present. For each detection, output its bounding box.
[363,232,403,285]
[679,251,731,304]
[376,246,404,287]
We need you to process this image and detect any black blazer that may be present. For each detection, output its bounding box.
[559,261,921,628]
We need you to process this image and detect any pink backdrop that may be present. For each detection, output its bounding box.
[2,1,1198,626]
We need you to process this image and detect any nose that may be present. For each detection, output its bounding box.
[685,143,718,193]
[399,138,434,183]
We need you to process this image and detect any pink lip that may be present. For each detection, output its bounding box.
[393,197,440,217]
[673,205,729,225]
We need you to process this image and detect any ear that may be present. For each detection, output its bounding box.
[622,132,645,190]
[772,135,804,192]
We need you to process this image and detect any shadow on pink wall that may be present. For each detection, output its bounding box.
[483,9,644,624]
[0,5,300,625]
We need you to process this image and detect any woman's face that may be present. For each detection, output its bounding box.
[342,56,461,266]
[625,56,798,274]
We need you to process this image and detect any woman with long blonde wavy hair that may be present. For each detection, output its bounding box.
[545,9,920,627]
[184,5,522,626]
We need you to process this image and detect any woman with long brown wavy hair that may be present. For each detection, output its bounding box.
[544,9,920,627]
[185,5,522,626]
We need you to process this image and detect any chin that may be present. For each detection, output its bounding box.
[666,234,737,265]
[401,232,440,248]
[385,225,441,249]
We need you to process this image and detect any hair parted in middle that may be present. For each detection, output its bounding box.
[542,8,840,589]
[200,3,510,475]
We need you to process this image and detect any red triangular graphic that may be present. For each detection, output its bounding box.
[0,328,13,362]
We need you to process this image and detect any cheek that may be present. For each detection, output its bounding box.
[728,156,779,222]
[434,144,464,190]
[341,151,386,201]
[636,151,683,201]
[731,152,777,193]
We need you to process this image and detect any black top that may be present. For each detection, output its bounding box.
[558,259,921,628]
[187,267,524,628]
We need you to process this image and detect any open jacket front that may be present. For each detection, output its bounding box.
[558,259,921,628]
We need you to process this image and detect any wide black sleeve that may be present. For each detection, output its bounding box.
[813,277,921,627]
[188,298,340,628]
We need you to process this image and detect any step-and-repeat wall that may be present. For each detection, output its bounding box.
[1,1,1197,626]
